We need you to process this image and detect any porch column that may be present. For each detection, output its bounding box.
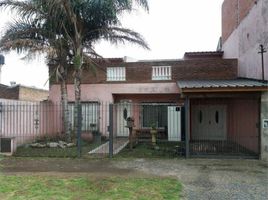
[261,91,268,163]
[185,96,190,158]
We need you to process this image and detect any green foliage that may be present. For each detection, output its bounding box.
[117,142,185,159]
[0,175,181,200]
[73,54,82,69]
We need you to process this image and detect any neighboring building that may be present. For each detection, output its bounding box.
[222,0,268,80]
[0,83,48,101]
[48,54,268,158]
[221,0,268,162]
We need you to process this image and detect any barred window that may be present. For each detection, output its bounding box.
[68,102,99,131]
[107,67,126,81]
[142,104,168,128]
[152,66,171,80]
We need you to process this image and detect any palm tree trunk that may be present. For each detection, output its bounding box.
[73,45,83,156]
[74,67,82,156]
[60,79,71,142]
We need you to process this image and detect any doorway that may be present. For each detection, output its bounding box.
[192,105,227,140]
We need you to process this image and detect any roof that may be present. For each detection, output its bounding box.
[0,83,48,101]
[184,51,224,60]
[138,58,183,62]
[177,79,268,93]
[184,51,224,56]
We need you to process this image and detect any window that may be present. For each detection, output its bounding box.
[152,66,171,80]
[142,104,168,128]
[199,110,203,124]
[215,111,219,124]
[107,67,126,81]
[68,102,99,131]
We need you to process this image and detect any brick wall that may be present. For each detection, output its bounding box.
[222,0,256,43]
[19,86,48,101]
[0,84,19,100]
[50,58,238,85]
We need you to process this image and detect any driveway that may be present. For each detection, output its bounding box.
[113,158,268,200]
[1,157,267,200]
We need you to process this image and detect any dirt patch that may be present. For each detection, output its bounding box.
[0,157,155,179]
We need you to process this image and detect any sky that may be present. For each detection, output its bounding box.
[0,0,224,89]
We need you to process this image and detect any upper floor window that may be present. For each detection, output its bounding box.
[107,67,126,81]
[152,66,171,80]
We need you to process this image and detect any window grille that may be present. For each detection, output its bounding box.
[68,102,99,131]
[107,67,126,81]
[152,66,171,80]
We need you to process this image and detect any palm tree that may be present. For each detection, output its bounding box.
[0,5,74,142]
[0,0,149,153]
[41,0,149,147]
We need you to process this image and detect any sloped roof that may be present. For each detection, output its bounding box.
[184,51,224,57]
[177,79,268,93]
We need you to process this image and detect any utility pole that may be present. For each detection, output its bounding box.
[258,44,267,81]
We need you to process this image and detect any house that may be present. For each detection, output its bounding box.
[48,53,268,158]
[46,0,268,159]
[221,0,268,161]
[0,83,48,101]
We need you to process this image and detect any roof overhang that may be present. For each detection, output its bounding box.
[177,79,268,93]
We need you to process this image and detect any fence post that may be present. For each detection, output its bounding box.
[185,97,190,158]
[77,103,82,157]
[109,104,113,158]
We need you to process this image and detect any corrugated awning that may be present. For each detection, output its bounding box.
[177,79,268,93]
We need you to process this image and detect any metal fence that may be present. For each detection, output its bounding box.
[189,98,260,158]
[0,101,62,146]
[0,99,260,158]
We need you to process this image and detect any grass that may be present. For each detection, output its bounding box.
[0,175,181,200]
[14,142,104,158]
[116,142,185,159]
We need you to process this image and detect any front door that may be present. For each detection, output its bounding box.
[168,106,181,141]
[192,105,227,140]
[116,102,132,137]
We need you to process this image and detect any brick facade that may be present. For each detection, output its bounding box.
[0,84,19,99]
[222,0,256,42]
[0,84,48,101]
[18,86,48,101]
[50,58,238,85]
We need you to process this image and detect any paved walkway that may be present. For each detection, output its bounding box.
[88,138,129,155]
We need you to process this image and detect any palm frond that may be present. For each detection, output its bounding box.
[88,26,149,50]
[0,0,45,19]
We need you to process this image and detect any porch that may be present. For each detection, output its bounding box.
[178,79,268,158]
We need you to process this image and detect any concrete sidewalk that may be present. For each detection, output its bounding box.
[88,138,129,155]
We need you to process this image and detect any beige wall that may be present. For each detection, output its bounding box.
[223,0,268,80]
[19,86,48,101]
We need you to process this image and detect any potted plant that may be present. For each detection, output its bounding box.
[150,122,157,147]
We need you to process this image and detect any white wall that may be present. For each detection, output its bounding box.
[223,0,268,80]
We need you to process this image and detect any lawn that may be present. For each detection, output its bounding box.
[0,175,181,200]
[116,142,185,159]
